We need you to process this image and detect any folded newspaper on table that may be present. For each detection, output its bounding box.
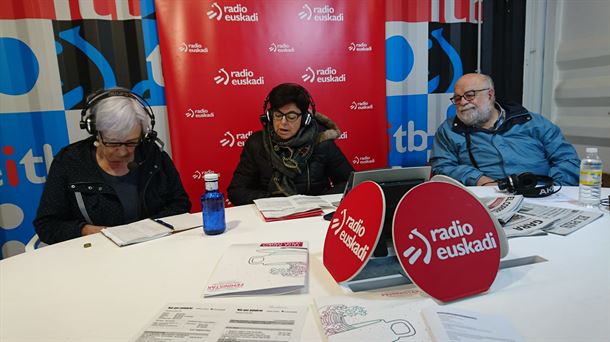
[482,197,603,238]
[204,241,309,297]
[481,195,524,224]
[511,203,603,236]
[253,195,334,221]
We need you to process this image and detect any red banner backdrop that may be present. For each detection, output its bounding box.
[155,0,387,210]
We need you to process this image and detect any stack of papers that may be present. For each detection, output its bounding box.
[204,241,309,297]
[253,195,334,222]
[101,213,201,246]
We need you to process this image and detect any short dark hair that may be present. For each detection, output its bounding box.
[267,83,311,116]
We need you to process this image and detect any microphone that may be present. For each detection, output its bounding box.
[127,131,164,171]
[127,160,141,171]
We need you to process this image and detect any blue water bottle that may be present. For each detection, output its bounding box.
[202,173,226,235]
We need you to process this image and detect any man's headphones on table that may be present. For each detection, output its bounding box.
[261,85,315,126]
[79,88,157,140]
[496,172,560,198]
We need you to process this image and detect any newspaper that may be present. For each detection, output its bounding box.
[501,212,555,238]
[516,203,603,236]
[481,195,524,224]
[482,196,603,237]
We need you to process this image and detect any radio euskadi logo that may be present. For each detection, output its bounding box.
[214,68,264,86]
[329,208,370,261]
[206,2,259,22]
[185,108,214,119]
[179,42,208,54]
[298,4,344,21]
[269,43,295,53]
[219,131,252,148]
[348,42,372,52]
[301,66,346,83]
[402,220,497,265]
[350,101,374,110]
[352,156,375,165]
[192,169,218,180]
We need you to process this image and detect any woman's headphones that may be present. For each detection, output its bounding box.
[496,173,559,198]
[261,84,315,126]
[79,88,156,136]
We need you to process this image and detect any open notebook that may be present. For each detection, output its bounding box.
[101,213,202,246]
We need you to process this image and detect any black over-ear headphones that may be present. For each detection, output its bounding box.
[80,88,156,138]
[261,85,315,126]
[496,173,560,198]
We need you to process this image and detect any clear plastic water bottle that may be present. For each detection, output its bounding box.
[579,147,603,207]
[201,173,226,235]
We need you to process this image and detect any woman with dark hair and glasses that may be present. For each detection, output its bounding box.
[227,83,353,205]
[34,88,190,244]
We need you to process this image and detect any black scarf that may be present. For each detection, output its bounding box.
[262,122,318,196]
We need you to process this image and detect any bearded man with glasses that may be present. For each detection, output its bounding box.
[430,73,580,187]
[228,83,353,205]
[34,88,190,244]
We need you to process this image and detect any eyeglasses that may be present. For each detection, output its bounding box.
[98,134,142,148]
[449,88,490,104]
[272,109,302,122]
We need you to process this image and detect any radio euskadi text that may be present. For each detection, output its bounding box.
[430,221,497,260]
[331,209,370,261]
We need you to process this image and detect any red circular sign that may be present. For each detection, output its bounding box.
[393,182,500,302]
[323,181,385,283]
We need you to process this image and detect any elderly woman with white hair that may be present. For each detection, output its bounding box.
[34,88,191,244]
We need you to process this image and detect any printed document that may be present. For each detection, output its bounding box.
[133,302,307,342]
[422,306,523,342]
[204,242,308,297]
[314,296,435,341]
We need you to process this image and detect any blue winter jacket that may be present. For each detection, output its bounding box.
[430,100,580,186]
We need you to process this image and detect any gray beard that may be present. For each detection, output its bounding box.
[458,106,493,127]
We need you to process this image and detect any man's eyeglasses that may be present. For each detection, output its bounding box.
[449,88,490,104]
[272,109,302,122]
[99,134,142,148]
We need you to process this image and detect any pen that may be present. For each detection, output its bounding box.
[153,219,174,230]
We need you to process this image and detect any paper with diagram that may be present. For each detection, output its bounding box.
[314,296,435,341]
[204,241,308,297]
[133,302,307,342]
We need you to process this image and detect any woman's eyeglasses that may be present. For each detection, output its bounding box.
[272,109,302,122]
[99,134,142,148]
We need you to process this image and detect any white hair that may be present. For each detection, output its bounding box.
[92,91,151,140]
[480,73,495,90]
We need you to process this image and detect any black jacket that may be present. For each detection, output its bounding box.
[34,137,191,244]
[227,131,353,205]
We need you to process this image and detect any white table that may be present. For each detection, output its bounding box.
[1,187,609,341]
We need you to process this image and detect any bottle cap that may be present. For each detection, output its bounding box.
[585,147,598,153]
[204,173,219,181]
